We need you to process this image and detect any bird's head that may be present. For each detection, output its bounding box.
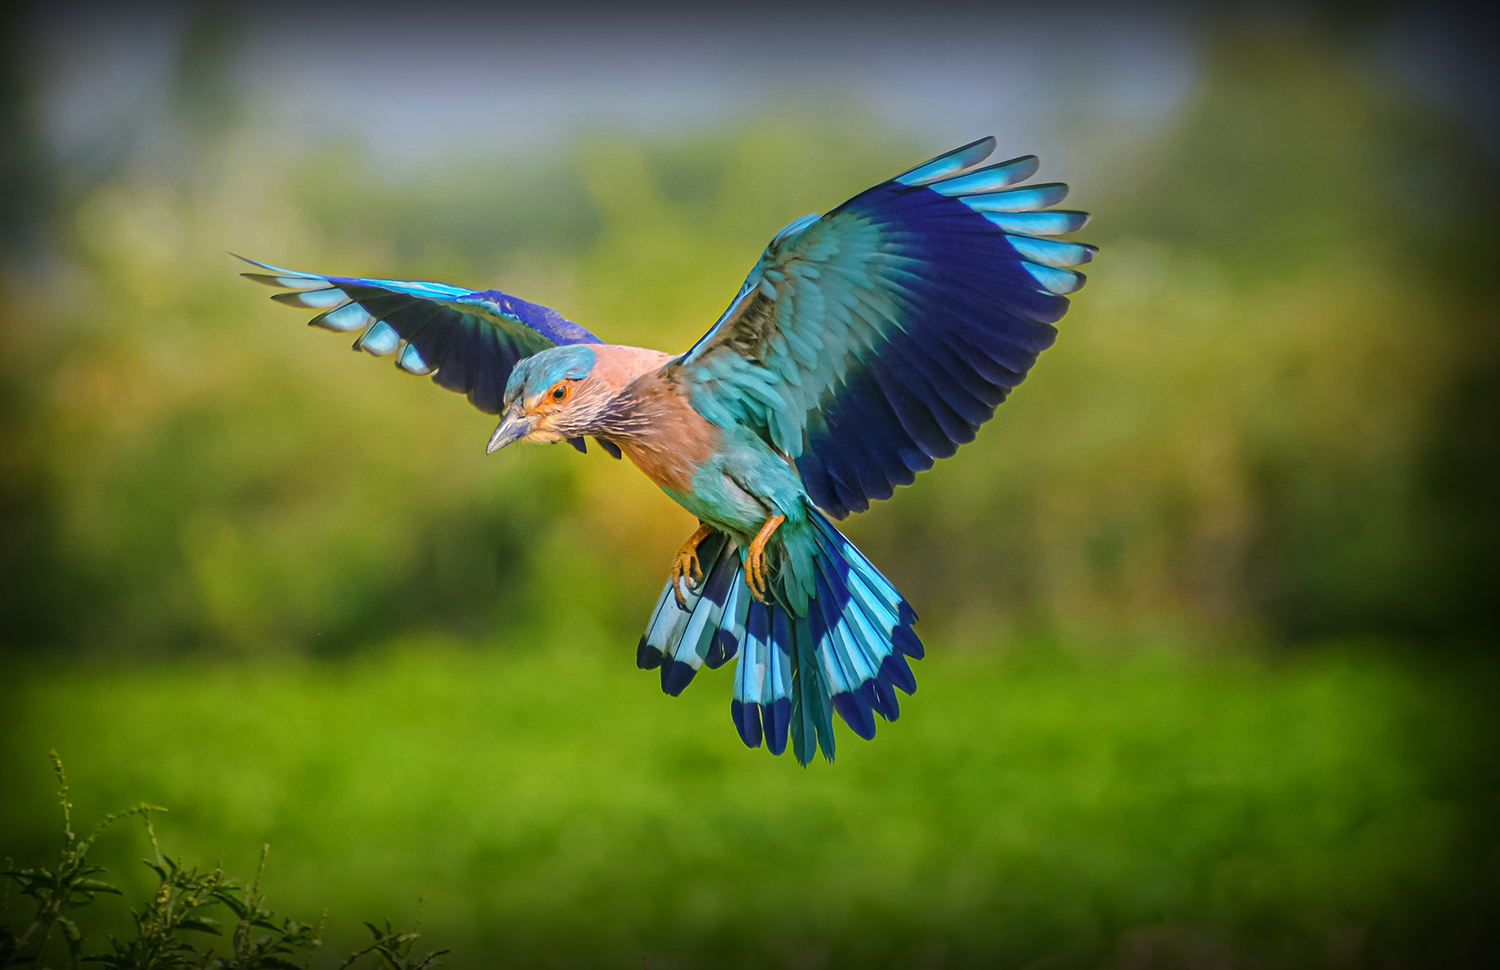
[487,345,603,452]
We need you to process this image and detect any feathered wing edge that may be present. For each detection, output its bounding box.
[238,255,621,458]
[675,136,1096,518]
[636,507,920,766]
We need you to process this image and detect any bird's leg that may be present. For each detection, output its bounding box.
[671,522,716,609]
[744,514,786,603]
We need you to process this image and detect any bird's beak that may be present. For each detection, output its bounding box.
[486,409,534,453]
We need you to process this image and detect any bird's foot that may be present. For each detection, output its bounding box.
[671,522,716,609]
[744,514,786,603]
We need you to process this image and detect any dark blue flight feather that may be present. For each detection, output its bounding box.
[239,256,601,416]
[672,136,1093,517]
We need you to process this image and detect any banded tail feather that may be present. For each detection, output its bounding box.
[638,504,921,766]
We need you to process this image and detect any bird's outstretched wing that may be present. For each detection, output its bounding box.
[240,257,603,416]
[670,137,1095,518]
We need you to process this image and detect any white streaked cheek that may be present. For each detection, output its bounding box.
[526,422,566,444]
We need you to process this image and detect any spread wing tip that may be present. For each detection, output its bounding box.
[894,136,998,186]
[234,254,328,291]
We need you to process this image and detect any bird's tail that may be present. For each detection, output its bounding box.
[635,508,921,765]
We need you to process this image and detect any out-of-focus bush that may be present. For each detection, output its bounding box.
[1,28,1495,656]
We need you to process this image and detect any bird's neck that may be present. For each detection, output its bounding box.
[592,374,678,440]
[570,344,675,439]
[595,373,721,494]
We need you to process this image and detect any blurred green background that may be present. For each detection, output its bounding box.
[2,4,1497,967]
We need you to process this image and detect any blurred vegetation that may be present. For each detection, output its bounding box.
[3,8,1498,968]
[2,641,1496,968]
[1,24,1496,656]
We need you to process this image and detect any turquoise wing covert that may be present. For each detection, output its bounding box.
[240,257,603,417]
[672,137,1095,518]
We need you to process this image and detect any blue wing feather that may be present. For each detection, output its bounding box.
[672,140,1093,517]
[239,256,602,416]
[893,136,998,186]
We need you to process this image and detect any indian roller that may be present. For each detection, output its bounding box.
[240,137,1095,765]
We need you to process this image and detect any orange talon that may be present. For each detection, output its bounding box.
[744,514,786,603]
[671,522,715,609]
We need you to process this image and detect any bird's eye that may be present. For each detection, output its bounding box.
[551,384,569,403]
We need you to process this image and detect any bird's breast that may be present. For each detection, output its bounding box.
[611,384,722,496]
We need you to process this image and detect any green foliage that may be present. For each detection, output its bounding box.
[3,641,1495,968]
[334,921,446,970]
[2,753,145,969]
[1,756,442,970]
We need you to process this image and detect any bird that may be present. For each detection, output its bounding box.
[240,136,1094,766]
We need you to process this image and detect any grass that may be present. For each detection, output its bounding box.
[2,636,1495,968]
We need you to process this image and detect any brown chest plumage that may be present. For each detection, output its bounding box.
[609,374,721,495]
